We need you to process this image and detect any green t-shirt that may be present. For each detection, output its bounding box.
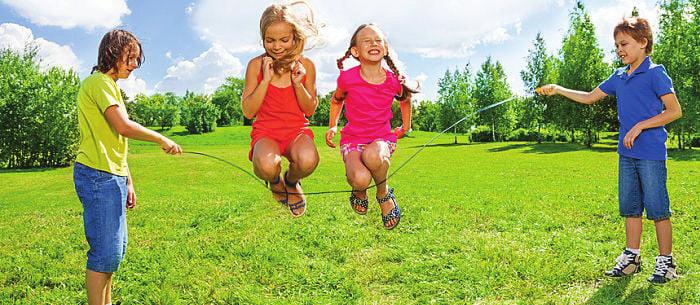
[75,72,129,176]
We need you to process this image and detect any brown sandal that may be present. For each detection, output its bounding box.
[283,171,306,217]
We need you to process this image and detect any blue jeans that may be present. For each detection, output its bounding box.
[618,155,672,220]
[73,162,128,273]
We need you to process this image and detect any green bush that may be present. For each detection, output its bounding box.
[127,93,180,130]
[506,128,568,142]
[309,92,331,126]
[690,136,700,148]
[0,49,80,168]
[127,94,157,126]
[180,93,219,134]
[507,128,534,141]
[211,77,244,126]
[469,125,495,142]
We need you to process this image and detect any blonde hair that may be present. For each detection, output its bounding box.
[259,1,321,73]
[336,24,419,101]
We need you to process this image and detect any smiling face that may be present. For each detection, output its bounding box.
[113,44,140,80]
[263,21,296,60]
[614,32,647,66]
[351,25,388,63]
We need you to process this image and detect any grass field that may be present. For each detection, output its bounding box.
[1,126,699,304]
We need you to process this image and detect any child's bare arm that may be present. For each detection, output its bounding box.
[293,58,318,116]
[325,88,345,148]
[538,84,607,105]
[241,56,272,119]
[395,93,412,138]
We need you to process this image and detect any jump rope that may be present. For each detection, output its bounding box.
[184,95,518,197]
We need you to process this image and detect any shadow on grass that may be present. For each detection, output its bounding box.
[487,143,617,154]
[584,277,656,305]
[668,148,700,161]
[603,133,619,140]
[406,142,474,149]
[0,166,63,174]
[171,130,194,136]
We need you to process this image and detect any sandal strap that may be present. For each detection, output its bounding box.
[377,187,395,204]
[267,175,288,204]
[377,188,400,225]
[350,192,369,209]
[288,200,306,210]
[382,205,401,223]
[283,171,301,188]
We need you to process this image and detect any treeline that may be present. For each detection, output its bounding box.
[2,1,698,169]
[413,1,699,148]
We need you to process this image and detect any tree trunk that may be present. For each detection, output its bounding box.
[537,124,542,144]
[492,123,496,142]
[586,128,592,148]
[570,128,576,143]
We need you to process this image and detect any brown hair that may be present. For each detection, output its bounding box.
[614,17,653,54]
[91,29,144,74]
[336,24,419,101]
[260,1,320,74]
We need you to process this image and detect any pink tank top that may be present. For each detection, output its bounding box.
[337,66,401,145]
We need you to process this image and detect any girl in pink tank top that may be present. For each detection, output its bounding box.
[326,24,418,230]
[241,1,321,217]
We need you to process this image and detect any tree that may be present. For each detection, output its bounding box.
[127,93,156,126]
[414,100,440,132]
[120,89,130,104]
[153,93,180,130]
[211,77,245,126]
[436,66,474,143]
[473,56,513,142]
[180,92,219,134]
[309,92,332,126]
[554,1,612,147]
[0,48,80,168]
[655,0,698,149]
[520,32,556,143]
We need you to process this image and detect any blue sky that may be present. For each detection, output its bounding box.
[0,0,660,101]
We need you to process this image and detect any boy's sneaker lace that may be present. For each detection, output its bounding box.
[647,255,678,284]
[604,249,641,277]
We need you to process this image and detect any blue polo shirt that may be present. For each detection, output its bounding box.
[598,56,675,160]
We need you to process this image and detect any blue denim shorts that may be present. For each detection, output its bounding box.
[73,162,128,273]
[618,155,672,220]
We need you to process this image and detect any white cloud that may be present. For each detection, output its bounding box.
[479,27,512,45]
[0,23,80,71]
[191,0,556,58]
[1,0,130,30]
[189,0,563,97]
[187,0,658,99]
[154,44,243,95]
[117,73,148,99]
[185,2,195,16]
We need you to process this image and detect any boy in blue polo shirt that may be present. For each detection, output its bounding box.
[538,17,683,284]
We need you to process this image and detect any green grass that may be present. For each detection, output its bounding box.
[1,126,699,304]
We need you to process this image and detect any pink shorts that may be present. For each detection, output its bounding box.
[339,139,396,161]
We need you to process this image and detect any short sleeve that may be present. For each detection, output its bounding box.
[87,77,121,113]
[598,71,618,97]
[652,65,675,97]
[336,70,347,92]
